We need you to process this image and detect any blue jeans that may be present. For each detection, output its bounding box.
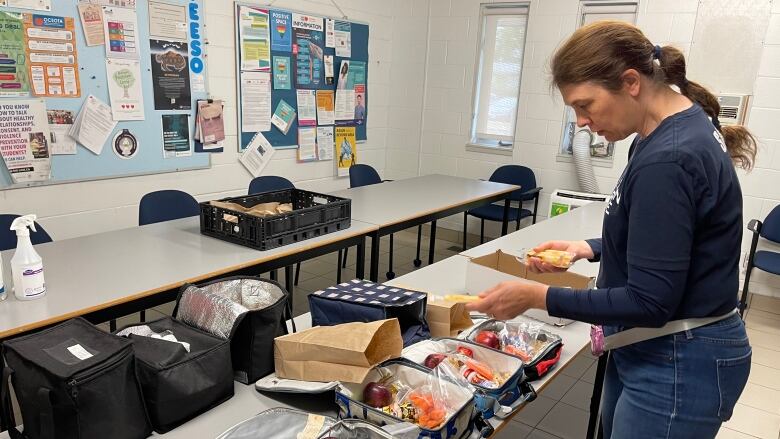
[601,314,751,439]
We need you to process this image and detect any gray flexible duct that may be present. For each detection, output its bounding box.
[572,129,600,193]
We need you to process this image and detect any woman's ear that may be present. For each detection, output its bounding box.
[621,69,642,97]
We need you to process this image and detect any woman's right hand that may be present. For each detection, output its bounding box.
[527,240,595,273]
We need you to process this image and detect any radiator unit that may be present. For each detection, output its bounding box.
[717,94,750,126]
[549,189,609,218]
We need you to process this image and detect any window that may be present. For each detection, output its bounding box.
[558,1,637,160]
[470,4,529,150]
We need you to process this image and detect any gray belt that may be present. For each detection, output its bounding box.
[603,309,739,351]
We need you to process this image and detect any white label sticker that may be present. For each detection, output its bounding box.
[67,344,93,361]
[297,414,325,439]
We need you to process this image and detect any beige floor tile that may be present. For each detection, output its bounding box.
[526,429,562,439]
[537,402,589,439]
[512,395,558,427]
[722,403,780,439]
[716,426,762,438]
[752,345,780,368]
[747,308,780,322]
[537,373,577,400]
[746,328,780,352]
[746,314,780,336]
[738,383,780,415]
[494,419,533,439]
[749,363,780,391]
[559,354,595,380]
[580,361,599,385]
[751,295,780,315]
[301,259,340,276]
[153,300,176,316]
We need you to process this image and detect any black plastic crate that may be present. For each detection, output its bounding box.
[200,188,351,250]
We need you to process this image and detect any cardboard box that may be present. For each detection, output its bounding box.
[426,295,474,338]
[465,250,596,326]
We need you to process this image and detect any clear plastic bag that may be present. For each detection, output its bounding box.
[498,321,545,362]
[523,248,575,268]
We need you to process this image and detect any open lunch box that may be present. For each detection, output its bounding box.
[402,337,537,419]
[335,360,492,439]
[460,319,563,380]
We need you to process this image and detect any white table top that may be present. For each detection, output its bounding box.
[331,174,519,228]
[0,217,377,339]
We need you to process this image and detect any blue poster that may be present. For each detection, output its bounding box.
[270,10,291,52]
[273,56,291,89]
[293,28,324,89]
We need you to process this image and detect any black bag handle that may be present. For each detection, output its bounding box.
[36,388,54,439]
[1,367,23,439]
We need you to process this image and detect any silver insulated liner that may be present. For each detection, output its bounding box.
[176,278,285,340]
[216,408,336,439]
[318,419,400,438]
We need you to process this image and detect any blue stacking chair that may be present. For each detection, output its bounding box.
[741,205,780,317]
[138,190,200,226]
[0,214,53,252]
[463,165,542,249]
[135,189,199,325]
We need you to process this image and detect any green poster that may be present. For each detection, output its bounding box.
[0,12,29,96]
[550,202,570,217]
[273,56,290,89]
[347,60,365,89]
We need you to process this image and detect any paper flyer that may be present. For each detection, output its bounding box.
[150,39,191,111]
[23,13,81,97]
[77,3,104,46]
[238,6,270,72]
[47,109,76,155]
[325,18,335,48]
[240,71,271,132]
[103,7,139,59]
[335,126,356,176]
[105,58,144,120]
[68,94,117,155]
[161,113,191,158]
[0,0,50,11]
[195,100,225,145]
[334,21,351,57]
[335,61,354,122]
[239,132,275,177]
[297,127,316,161]
[81,0,136,8]
[272,56,290,89]
[270,99,296,135]
[270,10,291,52]
[0,12,30,97]
[296,89,316,127]
[148,1,186,42]
[112,128,138,159]
[0,99,51,183]
[293,27,324,89]
[316,125,333,161]
[316,90,334,126]
[354,84,366,123]
[324,54,334,85]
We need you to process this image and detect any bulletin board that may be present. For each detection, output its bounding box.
[0,0,210,189]
[234,3,369,150]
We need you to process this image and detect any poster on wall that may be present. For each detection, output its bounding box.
[77,3,105,46]
[0,12,30,97]
[240,71,271,132]
[0,0,51,11]
[272,56,290,89]
[161,113,191,158]
[239,132,275,177]
[297,127,316,161]
[0,99,51,183]
[150,39,191,110]
[316,125,333,161]
[334,21,351,57]
[105,58,144,120]
[335,125,355,177]
[351,61,366,124]
[112,128,138,159]
[82,0,136,8]
[148,0,186,42]
[47,109,76,155]
[103,7,139,59]
[316,90,334,126]
[238,6,270,72]
[292,14,324,89]
[23,13,81,97]
[270,10,291,52]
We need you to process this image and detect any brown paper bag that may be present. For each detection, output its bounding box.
[274,319,403,383]
[426,295,474,338]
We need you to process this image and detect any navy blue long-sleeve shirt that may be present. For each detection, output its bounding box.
[546,105,743,327]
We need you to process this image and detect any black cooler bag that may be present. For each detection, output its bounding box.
[174,276,292,384]
[115,316,234,433]
[0,318,151,439]
[308,279,430,346]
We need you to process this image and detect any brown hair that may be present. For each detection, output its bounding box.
[551,20,757,170]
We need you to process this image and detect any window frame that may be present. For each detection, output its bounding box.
[467,3,530,153]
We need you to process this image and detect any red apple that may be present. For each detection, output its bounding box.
[456,346,474,357]
[424,353,448,369]
[363,382,392,408]
[474,331,500,349]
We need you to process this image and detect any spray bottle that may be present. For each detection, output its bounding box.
[10,215,46,300]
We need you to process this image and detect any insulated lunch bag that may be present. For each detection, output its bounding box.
[0,318,151,439]
[174,276,293,383]
[115,316,234,433]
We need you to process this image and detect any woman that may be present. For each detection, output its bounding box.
[467,21,756,438]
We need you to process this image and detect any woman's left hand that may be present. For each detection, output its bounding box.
[465,281,548,320]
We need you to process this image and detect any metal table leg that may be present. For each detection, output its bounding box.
[355,236,366,280]
[369,231,380,282]
[587,354,609,439]
[428,220,437,265]
[501,199,510,236]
